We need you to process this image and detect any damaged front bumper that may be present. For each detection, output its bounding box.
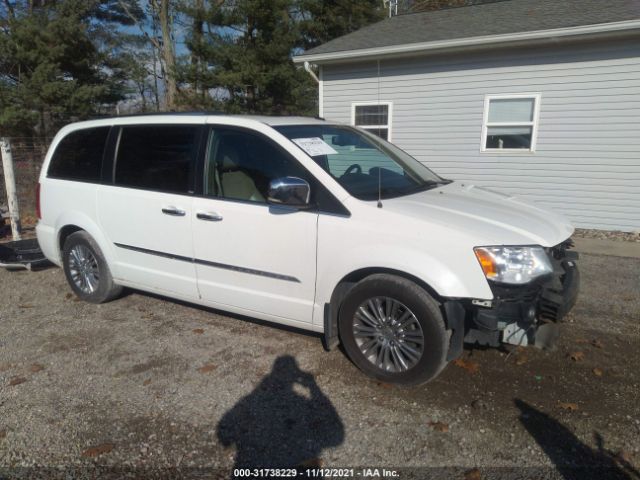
[444,239,580,360]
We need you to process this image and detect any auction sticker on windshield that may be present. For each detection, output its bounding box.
[292,137,338,157]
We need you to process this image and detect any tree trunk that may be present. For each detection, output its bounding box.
[157,0,177,110]
[192,0,204,97]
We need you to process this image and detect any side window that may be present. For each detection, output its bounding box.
[482,94,540,152]
[352,102,392,141]
[48,127,110,182]
[114,125,199,194]
[205,128,310,204]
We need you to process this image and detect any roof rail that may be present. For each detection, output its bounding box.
[88,111,225,120]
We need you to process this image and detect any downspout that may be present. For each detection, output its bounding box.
[303,61,319,83]
[304,61,323,118]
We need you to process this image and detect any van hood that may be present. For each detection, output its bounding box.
[381,182,574,247]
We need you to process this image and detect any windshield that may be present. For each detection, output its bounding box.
[274,125,447,201]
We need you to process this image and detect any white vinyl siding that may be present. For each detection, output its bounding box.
[321,40,640,231]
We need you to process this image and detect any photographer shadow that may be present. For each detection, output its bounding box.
[217,355,344,472]
[515,399,639,480]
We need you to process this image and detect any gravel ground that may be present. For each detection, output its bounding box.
[0,252,639,480]
[573,229,640,243]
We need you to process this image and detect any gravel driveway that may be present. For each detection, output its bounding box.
[1,251,639,479]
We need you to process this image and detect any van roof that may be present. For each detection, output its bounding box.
[71,113,330,127]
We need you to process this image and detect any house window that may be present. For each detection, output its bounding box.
[352,102,392,141]
[482,94,540,152]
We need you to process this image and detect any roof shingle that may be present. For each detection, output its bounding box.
[300,0,640,57]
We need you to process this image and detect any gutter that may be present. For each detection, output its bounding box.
[293,19,640,64]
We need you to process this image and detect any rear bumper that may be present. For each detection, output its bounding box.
[444,240,580,357]
[35,223,61,266]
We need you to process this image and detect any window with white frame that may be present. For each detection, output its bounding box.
[482,94,540,152]
[352,102,392,141]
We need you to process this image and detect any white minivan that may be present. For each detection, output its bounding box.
[36,114,579,385]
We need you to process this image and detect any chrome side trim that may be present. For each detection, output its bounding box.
[114,243,300,283]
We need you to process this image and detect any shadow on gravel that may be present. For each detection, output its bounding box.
[515,399,639,480]
[217,355,344,472]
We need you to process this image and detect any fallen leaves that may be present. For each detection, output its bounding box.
[0,363,13,372]
[428,421,449,433]
[81,443,114,458]
[464,468,482,480]
[143,379,152,386]
[453,358,480,374]
[18,304,34,309]
[65,293,73,300]
[197,363,216,374]
[192,328,204,335]
[8,376,27,386]
[29,363,45,373]
[593,368,604,377]
[298,458,324,468]
[575,338,604,349]
[0,430,6,440]
[558,402,579,411]
[569,351,585,362]
[515,354,528,366]
[376,382,393,389]
[616,450,632,464]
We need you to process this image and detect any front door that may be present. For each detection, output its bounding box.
[98,124,202,298]
[191,126,318,324]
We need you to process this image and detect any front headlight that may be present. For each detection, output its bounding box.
[474,246,553,285]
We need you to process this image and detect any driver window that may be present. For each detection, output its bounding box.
[204,128,310,204]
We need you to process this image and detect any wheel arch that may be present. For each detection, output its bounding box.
[54,212,118,276]
[322,267,444,351]
[58,224,84,252]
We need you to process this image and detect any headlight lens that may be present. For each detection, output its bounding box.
[474,246,553,284]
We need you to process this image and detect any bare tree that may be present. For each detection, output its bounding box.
[151,0,177,109]
[117,0,177,110]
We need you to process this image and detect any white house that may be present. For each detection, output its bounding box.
[294,0,640,231]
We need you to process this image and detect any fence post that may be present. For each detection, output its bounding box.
[0,137,22,241]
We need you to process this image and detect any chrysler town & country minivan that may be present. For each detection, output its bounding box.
[36,114,579,385]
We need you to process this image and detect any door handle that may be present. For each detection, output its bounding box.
[196,211,223,222]
[162,206,186,216]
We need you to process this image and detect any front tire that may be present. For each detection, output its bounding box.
[338,274,448,385]
[62,231,122,304]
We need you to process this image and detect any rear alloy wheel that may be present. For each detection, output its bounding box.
[339,274,448,385]
[68,244,100,295]
[62,231,122,304]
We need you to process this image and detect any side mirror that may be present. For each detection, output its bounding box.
[267,177,311,207]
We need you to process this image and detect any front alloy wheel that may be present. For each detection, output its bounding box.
[353,297,424,373]
[338,274,448,385]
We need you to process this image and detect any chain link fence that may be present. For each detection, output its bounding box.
[0,138,51,235]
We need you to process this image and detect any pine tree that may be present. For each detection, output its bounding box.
[175,0,384,115]
[206,0,314,114]
[297,0,385,50]
[0,0,143,136]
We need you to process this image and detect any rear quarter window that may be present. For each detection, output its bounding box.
[48,127,110,182]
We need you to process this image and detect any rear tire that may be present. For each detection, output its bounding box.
[62,231,122,304]
[338,274,448,385]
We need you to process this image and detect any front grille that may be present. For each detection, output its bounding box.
[489,282,541,304]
